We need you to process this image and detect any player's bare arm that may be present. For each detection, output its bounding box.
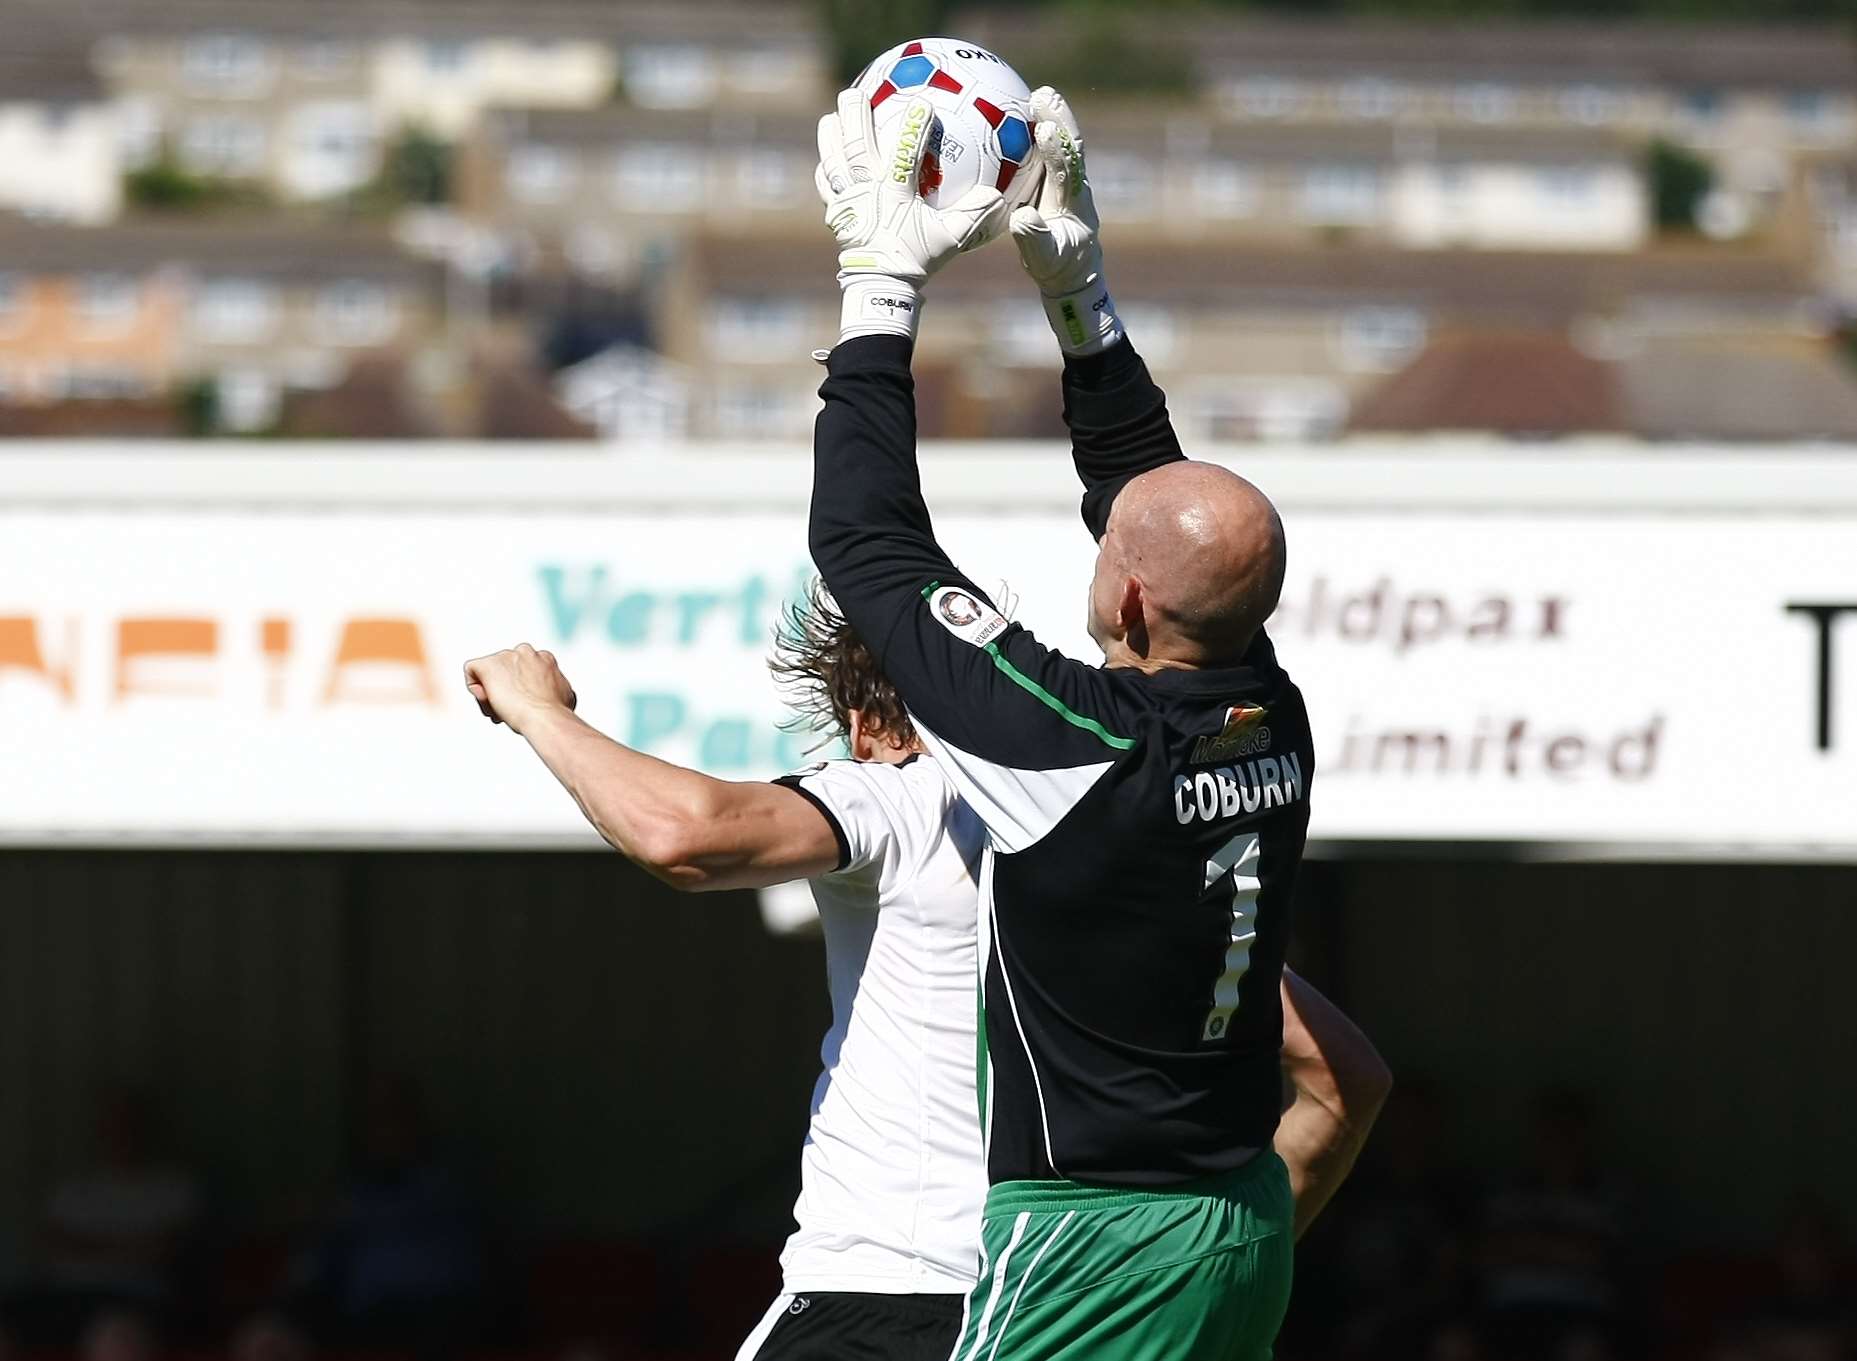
[463,645,839,891]
[1274,969,1393,1239]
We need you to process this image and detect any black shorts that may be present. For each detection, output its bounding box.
[738,1290,965,1361]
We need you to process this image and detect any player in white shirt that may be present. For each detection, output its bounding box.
[463,585,1391,1361]
[750,753,986,1356]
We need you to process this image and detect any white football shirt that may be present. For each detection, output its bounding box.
[771,754,987,1295]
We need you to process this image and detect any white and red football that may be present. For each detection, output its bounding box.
[854,36,1039,235]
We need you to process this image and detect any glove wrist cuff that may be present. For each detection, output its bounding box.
[1041,277,1123,357]
[838,274,921,343]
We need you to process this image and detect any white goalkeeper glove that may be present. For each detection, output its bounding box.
[1010,87,1124,357]
[816,87,1007,344]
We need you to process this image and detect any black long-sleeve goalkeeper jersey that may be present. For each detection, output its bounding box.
[810,334,1314,1189]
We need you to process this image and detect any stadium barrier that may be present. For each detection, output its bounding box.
[3,441,1855,856]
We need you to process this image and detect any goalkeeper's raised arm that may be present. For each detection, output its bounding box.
[806,88,1149,817]
[1012,87,1189,541]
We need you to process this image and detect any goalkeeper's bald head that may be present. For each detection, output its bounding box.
[1088,462,1287,672]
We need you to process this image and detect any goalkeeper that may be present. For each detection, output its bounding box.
[808,86,1314,1360]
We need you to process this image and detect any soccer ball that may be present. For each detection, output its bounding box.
[854,37,1039,226]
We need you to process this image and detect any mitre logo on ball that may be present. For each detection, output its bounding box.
[856,37,1039,244]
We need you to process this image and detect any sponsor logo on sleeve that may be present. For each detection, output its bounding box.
[1192,703,1271,764]
[929,586,1008,648]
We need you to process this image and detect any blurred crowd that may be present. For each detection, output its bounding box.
[1283,1085,1855,1361]
[3,1078,1850,1361]
[2,1078,512,1361]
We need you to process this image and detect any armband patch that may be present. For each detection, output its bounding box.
[928,585,1009,648]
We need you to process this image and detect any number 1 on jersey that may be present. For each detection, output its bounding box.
[1201,831,1261,1042]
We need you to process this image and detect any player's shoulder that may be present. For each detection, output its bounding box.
[784,754,913,792]
[782,755,961,876]
[781,756,855,784]
[883,755,971,853]
[782,753,950,819]
[802,754,957,824]
[890,752,961,806]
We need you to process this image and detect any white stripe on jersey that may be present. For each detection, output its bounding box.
[976,848,997,1167]
[982,852,1059,1178]
[911,717,1113,855]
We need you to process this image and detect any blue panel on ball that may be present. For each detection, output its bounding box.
[997,116,1033,162]
[889,55,936,88]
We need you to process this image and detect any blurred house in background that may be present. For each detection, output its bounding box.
[956,13,1857,241]
[1347,329,1857,440]
[555,344,690,441]
[79,0,823,204]
[0,0,1856,441]
[461,106,820,282]
[466,106,1652,285]
[1087,116,1651,253]
[0,235,186,407]
[0,220,446,431]
[657,234,1853,442]
[96,5,384,201]
[0,17,123,224]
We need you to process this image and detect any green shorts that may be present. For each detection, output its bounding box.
[950,1152,1294,1361]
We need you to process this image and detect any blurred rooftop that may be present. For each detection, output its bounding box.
[684,234,1824,319]
[0,216,439,284]
[951,9,1857,90]
[56,0,821,42]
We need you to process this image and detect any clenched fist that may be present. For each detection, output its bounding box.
[463,643,577,735]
